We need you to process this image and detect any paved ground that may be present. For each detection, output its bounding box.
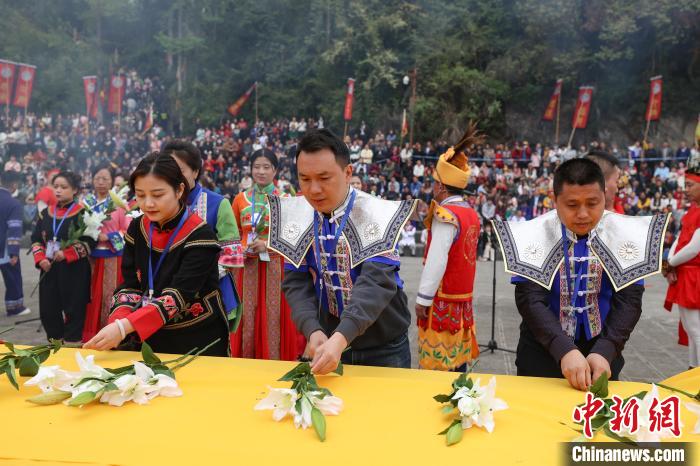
[0,251,688,382]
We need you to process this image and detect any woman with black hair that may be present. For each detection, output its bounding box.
[231,149,305,360]
[31,171,95,346]
[162,140,243,329]
[82,164,132,341]
[83,152,229,356]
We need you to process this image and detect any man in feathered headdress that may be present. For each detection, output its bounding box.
[416,123,482,371]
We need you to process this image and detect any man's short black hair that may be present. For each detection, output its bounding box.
[0,170,20,186]
[586,150,619,180]
[296,129,350,167]
[553,158,605,196]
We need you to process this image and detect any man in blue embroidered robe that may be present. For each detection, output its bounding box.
[492,158,669,390]
[268,129,416,375]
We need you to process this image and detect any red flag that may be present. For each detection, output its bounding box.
[142,104,154,134]
[343,78,355,121]
[82,75,98,119]
[572,86,594,129]
[0,60,16,106]
[227,83,256,117]
[12,64,36,108]
[107,74,125,114]
[646,76,662,122]
[542,79,563,121]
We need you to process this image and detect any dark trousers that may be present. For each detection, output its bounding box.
[39,261,91,343]
[515,322,624,380]
[341,332,411,369]
[0,262,24,313]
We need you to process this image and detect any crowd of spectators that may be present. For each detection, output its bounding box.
[1,72,698,261]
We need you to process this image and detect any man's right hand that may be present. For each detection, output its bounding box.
[38,259,51,273]
[560,349,591,391]
[303,330,328,360]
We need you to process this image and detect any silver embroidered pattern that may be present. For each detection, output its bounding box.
[617,241,640,262]
[523,242,544,261]
[282,222,301,241]
[363,222,381,242]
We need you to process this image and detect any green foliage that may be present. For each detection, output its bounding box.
[0,0,698,139]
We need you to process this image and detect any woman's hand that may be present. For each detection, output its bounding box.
[53,250,65,262]
[98,233,109,242]
[249,238,268,254]
[83,319,134,351]
[38,259,51,273]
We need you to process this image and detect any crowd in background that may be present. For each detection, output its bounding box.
[1,71,698,259]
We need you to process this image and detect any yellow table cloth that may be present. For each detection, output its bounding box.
[0,348,697,466]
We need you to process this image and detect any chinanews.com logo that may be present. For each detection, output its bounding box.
[563,390,694,465]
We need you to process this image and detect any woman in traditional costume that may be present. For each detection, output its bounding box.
[231,149,305,360]
[83,153,229,356]
[31,171,95,346]
[664,153,700,368]
[82,164,131,341]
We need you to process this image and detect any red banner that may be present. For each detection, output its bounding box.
[83,76,98,119]
[646,76,662,122]
[12,64,35,108]
[227,82,256,117]
[572,86,594,129]
[0,61,16,106]
[107,74,125,114]
[343,78,355,121]
[542,79,563,121]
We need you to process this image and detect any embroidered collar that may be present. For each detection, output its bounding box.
[153,205,186,232]
[329,187,354,222]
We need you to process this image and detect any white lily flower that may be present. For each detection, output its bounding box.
[294,395,313,429]
[109,186,129,210]
[74,352,112,379]
[82,211,108,241]
[254,387,299,422]
[24,365,78,393]
[684,402,700,435]
[126,209,143,219]
[307,391,344,416]
[149,374,183,399]
[133,361,155,382]
[618,385,680,443]
[99,373,156,406]
[454,377,508,433]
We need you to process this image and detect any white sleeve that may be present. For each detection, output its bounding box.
[416,219,457,306]
[668,229,700,267]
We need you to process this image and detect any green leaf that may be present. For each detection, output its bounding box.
[5,358,18,390]
[4,341,14,352]
[36,348,51,364]
[433,394,453,403]
[140,342,161,365]
[442,405,455,414]
[445,421,463,446]
[17,356,40,377]
[152,365,175,379]
[311,407,327,442]
[332,361,344,376]
[590,373,609,398]
[67,391,97,407]
[26,390,72,405]
[279,362,311,382]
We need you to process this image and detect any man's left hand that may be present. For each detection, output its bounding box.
[415,303,430,320]
[586,353,612,383]
[310,332,348,375]
[9,256,18,266]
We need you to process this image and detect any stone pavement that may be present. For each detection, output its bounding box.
[0,251,688,382]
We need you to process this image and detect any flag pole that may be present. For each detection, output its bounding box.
[567,103,581,149]
[343,121,348,139]
[555,87,561,146]
[254,81,259,125]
